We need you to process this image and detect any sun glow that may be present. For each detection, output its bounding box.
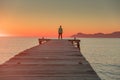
[0,33,9,37]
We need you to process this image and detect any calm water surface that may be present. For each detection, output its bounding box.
[0,37,38,64]
[0,37,120,80]
[80,38,120,80]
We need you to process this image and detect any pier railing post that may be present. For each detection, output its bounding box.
[68,39,81,50]
[38,38,50,45]
[39,39,42,44]
[77,40,80,50]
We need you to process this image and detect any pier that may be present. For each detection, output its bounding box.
[0,39,101,80]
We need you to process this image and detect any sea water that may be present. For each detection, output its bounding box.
[80,38,120,80]
[0,37,38,64]
[0,37,120,80]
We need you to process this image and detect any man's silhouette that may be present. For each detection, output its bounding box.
[58,25,63,39]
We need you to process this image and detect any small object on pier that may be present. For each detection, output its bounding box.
[39,37,45,44]
[68,39,80,50]
[38,38,50,45]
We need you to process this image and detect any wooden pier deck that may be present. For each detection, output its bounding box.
[0,40,101,80]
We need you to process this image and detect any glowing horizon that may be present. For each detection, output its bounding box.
[0,0,120,37]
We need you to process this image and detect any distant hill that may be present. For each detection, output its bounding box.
[71,31,120,38]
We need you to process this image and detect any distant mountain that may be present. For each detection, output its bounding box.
[71,31,120,38]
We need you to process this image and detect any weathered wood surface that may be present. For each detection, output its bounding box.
[0,40,101,80]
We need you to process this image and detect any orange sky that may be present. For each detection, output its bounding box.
[0,0,120,37]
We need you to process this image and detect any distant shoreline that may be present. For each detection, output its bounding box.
[71,31,120,38]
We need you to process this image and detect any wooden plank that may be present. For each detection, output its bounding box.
[0,40,101,80]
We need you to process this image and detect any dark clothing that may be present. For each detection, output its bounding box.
[58,33,62,39]
[58,26,63,39]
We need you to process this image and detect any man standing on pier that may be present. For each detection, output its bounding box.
[58,25,63,39]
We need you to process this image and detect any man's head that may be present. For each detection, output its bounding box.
[60,25,62,28]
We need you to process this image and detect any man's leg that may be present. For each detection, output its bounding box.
[58,34,60,39]
[61,33,62,39]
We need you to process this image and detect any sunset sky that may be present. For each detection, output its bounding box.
[0,0,120,37]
